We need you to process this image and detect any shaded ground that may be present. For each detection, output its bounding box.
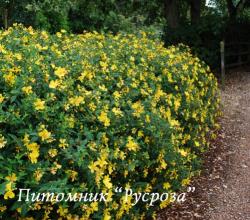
[158,70,250,220]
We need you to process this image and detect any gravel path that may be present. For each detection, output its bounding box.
[158,71,250,220]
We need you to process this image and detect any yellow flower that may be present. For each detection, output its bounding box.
[59,138,69,149]
[103,210,111,220]
[178,148,188,157]
[38,129,51,141]
[49,80,60,89]
[195,141,200,147]
[163,182,171,190]
[112,107,123,116]
[66,116,75,128]
[3,73,16,85]
[169,119,180,127]
[181,178,191,186]
[0,93,5,103]
[160,160,167,170]
[0,44,6,52]
[174,98,181,111]
[90,202,98,212]
[57,206,68,217]
[126,136,139,152]
[160,199,171,209]
[56,32,62,38]
[137,130,144,137]
[103,175,112,189]
[130,56,135,62]
[182,64,189,71]
[69,96,84,107]
[113,91,121,100]
[88,161,98,173]
[22,86,33,94]
[98,111,110,127]
[5,182,12,191]
[15,53,22,61]
[34,98,45,111]
[99,85,107,92]
[111,64,117,71]
[4,183,15,200]
[48,148,58,158]
[23,133,30,145]
[6,173,17,182]
[29,149,39,164]
[50,162,62,175]
[100,61,108,70]
[131,101,144,117]
[0,135,7,148]
[34,169,43,182]
[145,114,151,123]
[88,102,97,111]
[54,67,68,78]
[32,202,42,211]
[4,190,15,200]
[66,170,78,182]
[26,142,40,163]
[0,206,7,212]
[78,70,94,81]
[27,142,39,151]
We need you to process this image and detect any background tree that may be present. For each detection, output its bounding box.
[226,0,247,21]
[190,0,206,24]
[164,0,180,29]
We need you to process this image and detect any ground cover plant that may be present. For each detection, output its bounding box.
[0,24,220,219]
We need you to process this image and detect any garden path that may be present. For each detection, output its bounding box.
[158,70,250,220]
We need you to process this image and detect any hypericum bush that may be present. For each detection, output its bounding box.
[0,24,220,219]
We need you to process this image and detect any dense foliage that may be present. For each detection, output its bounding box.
[0,0,164,33]
[0,25,220,219]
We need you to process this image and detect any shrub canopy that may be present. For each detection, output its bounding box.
[0,24,219,219]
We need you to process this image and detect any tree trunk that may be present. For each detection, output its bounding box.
[236,0,246,15]
[164,0,179,29]
[190,0,201,25]
[226,0,247,22]
[226,0,237,21]
[4,8,8,29]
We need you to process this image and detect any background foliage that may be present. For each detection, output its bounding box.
[0,1,249,69]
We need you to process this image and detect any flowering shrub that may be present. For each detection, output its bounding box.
[0,24,220,219]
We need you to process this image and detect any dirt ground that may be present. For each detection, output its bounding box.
[158,70,250,220]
